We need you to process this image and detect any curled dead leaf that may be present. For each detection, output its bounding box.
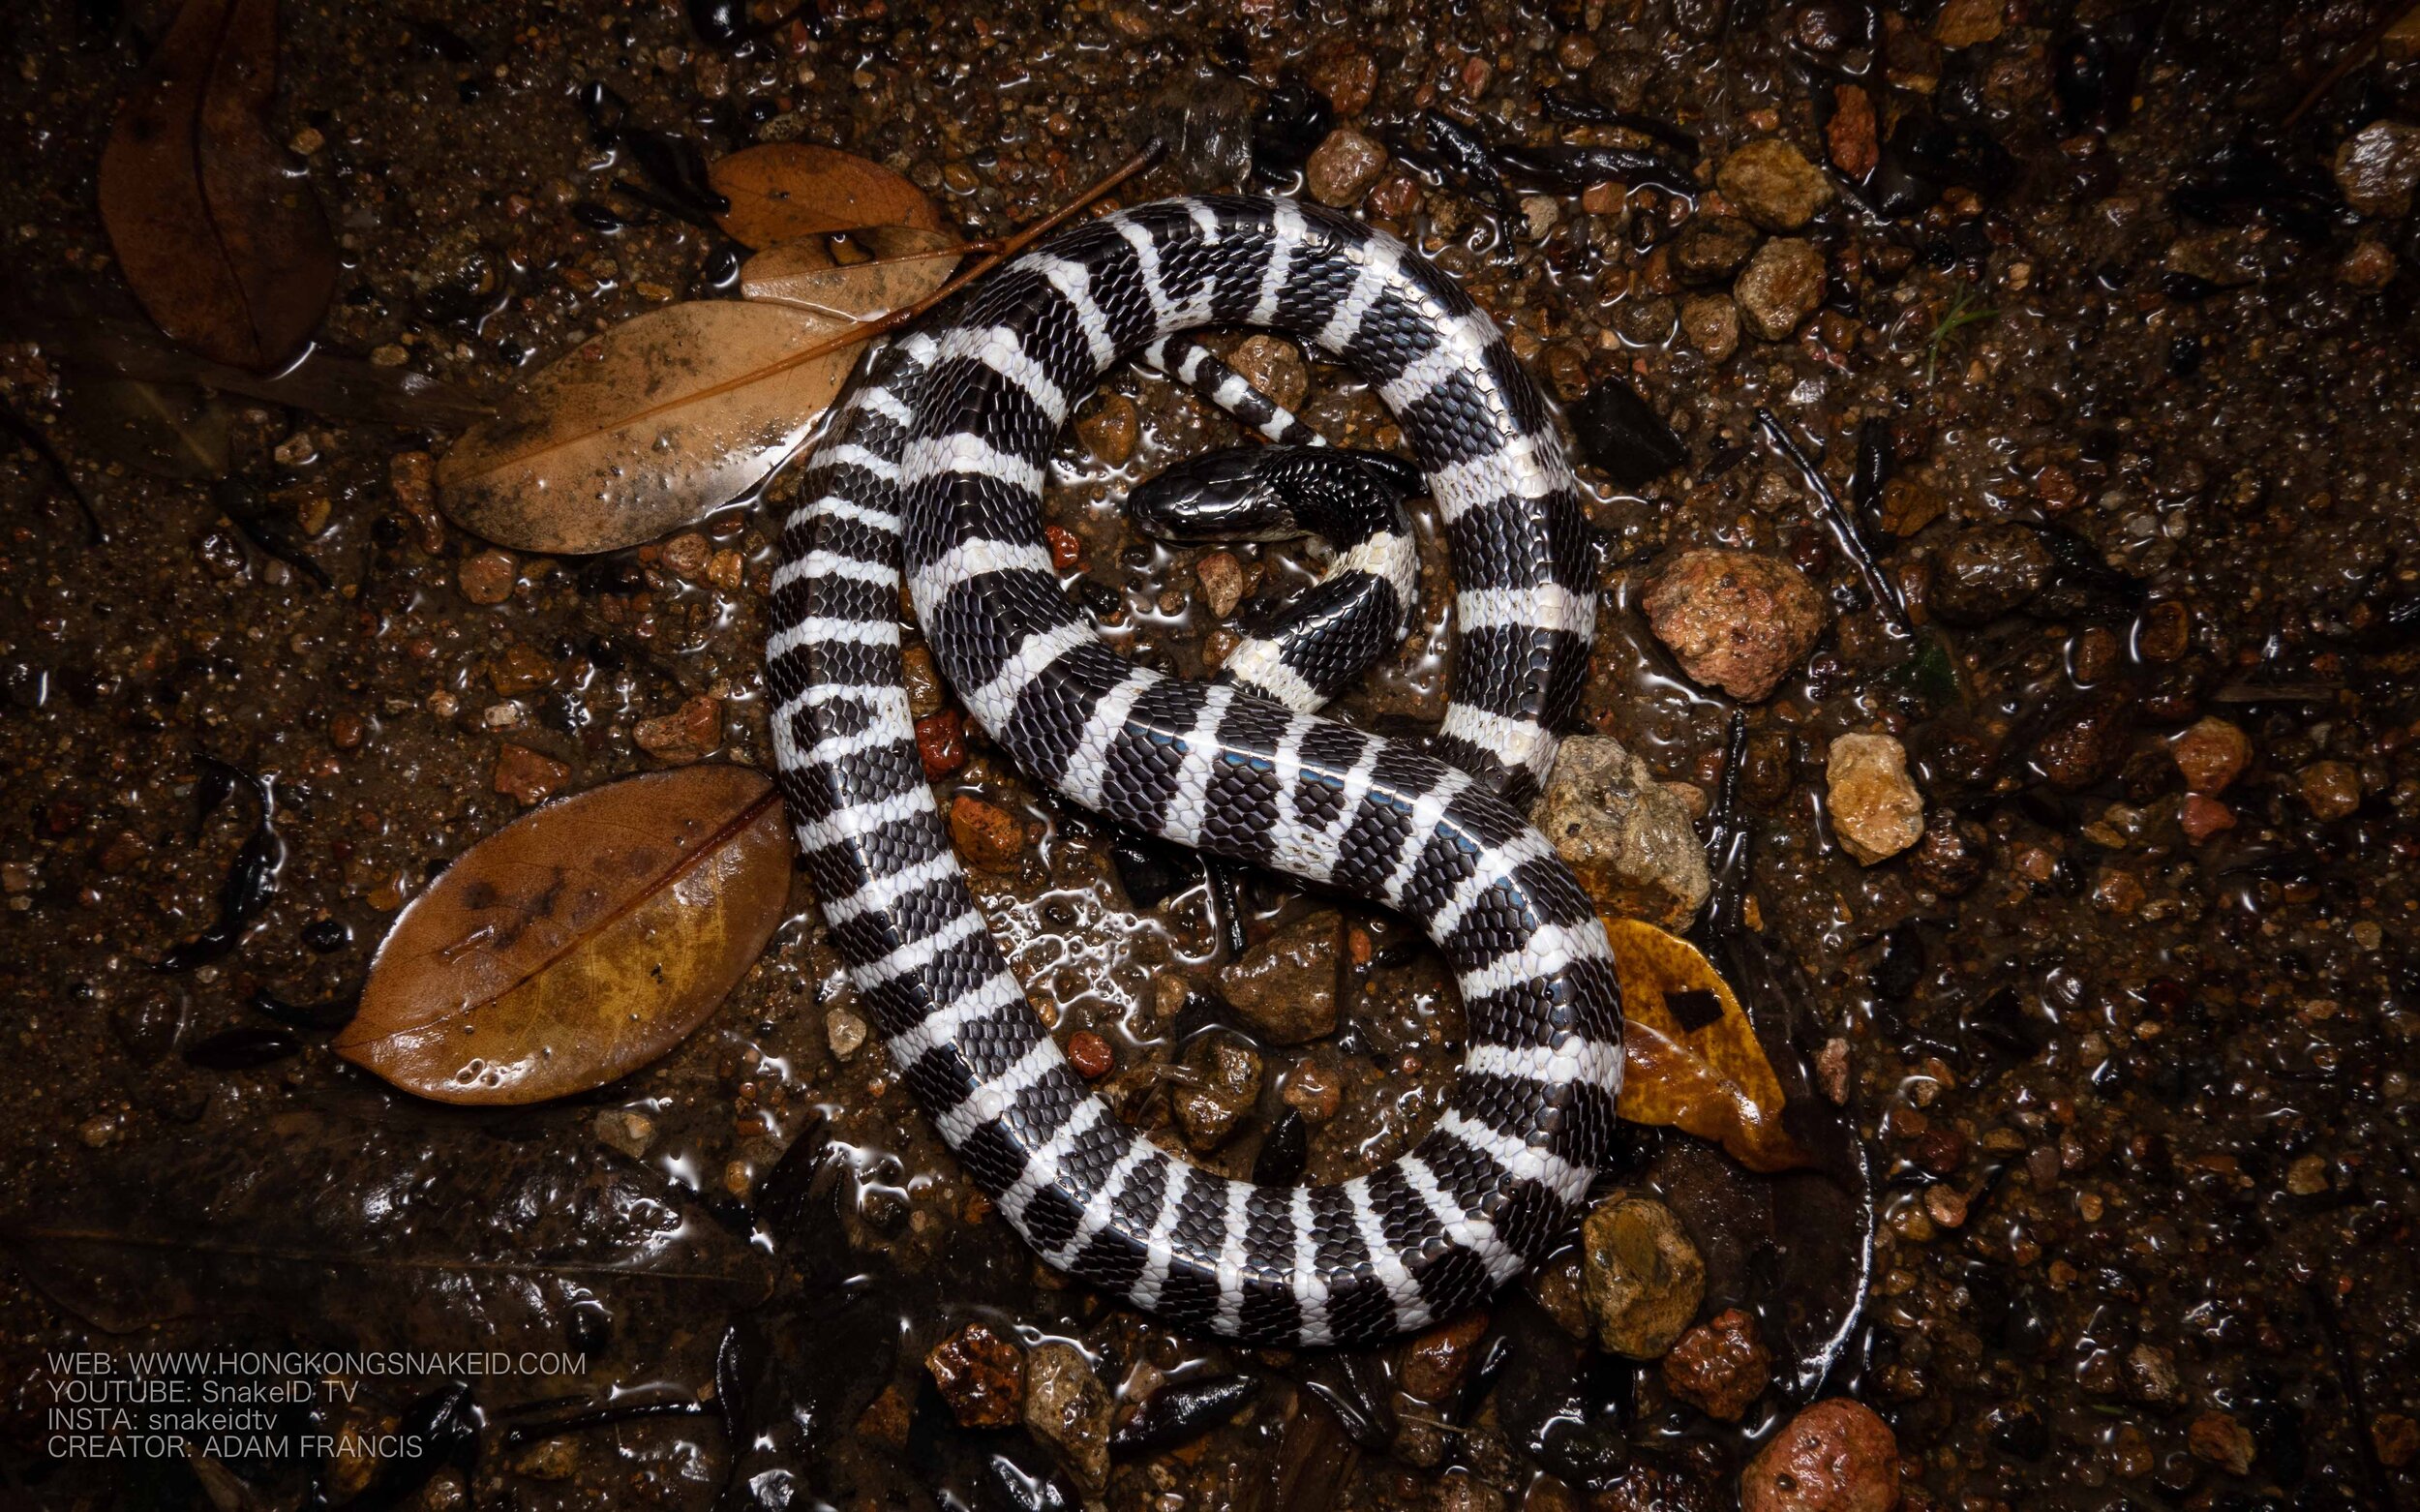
[741,227,966,319]
[1606,917,1812,1173]
[98,0,336,372]
[710,144,947,246]
[338,765,792,1104]
[438,300,862,555]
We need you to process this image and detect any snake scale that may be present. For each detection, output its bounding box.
[765,194,1623,1346]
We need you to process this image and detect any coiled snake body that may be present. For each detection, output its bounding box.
[766,195,1622,1346]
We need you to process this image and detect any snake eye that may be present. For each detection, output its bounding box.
[1341,448,1426,498]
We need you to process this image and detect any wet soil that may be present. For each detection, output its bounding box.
[3,0,2419,1510]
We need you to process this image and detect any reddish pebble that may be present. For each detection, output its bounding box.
[1067,1030,1114,1078]
[925,1322,1026,1429]
[633,694,722,762]
[1366,170,1423,221]
[2298,760,2363,821]
[950,794,1026,871]
[493,743,570,805]
[1045,524,1084,570]
[2189,1410,2256,1475]
[2179,794,2236,843]
[1662,1308,1772,1422]
[1740,1399,1899,1512]
[2170,716,2251,794]
[658,531,711,580]
[458,549,518,606]
[1282,1058,1344,1122]
[916,709,967,778]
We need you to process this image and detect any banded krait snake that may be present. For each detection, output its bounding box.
[766,195,1622,1346]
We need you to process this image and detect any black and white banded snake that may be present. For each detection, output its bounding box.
[765,195,1621,1346]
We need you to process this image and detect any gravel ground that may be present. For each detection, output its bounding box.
[2,0,2417,1509]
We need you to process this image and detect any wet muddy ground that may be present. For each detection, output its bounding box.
[3,0,2419,1509]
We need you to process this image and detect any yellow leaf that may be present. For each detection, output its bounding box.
[1605,917,1812,1173]
[338,766,792,1104]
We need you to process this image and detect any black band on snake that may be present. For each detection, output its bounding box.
[765,194,1621,1346]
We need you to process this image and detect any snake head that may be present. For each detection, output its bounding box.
[1127,445,1421,549]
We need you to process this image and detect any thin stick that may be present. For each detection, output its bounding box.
[1755,408,1912,637]
[460,141,1164,475]
[722,138,1165,391]
[0,400,106,545]
[2284,0,2420,127]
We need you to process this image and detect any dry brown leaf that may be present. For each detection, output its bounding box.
[710,144,947,246]
[98,0,336,372]
[1606,917,1812,1173]
[438,300,862,555]
[337,765,792,1104]
[741,227,966,319]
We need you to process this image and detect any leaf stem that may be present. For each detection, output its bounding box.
[456,142,1164,478]
[772,137,1166,370]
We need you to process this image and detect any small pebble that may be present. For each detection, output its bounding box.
[1580,1189,1705,1359]
[1196,550,1246,619]
[950,794,1026,871]
[458,549,518,606]
[902,645,947,718]
[1075,395,1137,467]
[1733,237,1826,341]
[916,709,967,778]
[1930,525,2050,623]
[2188,798,2236,841]
[1306,45,1376,116]
[2297,760,2362,820]
[1400,1310,1490,1402]
[659,531,711,580]
[594,1107,655,1160]
[492,743,569,805]
[1045,523,1084,570]
[1739,1399,1899,1512]
[1306,127,1388,207]
[1173,1037,1263,1151]
[1923,1184,1968,1227]
[1642,549,1828,701]
[1022,1342,1113,1492]
[1066,1029,1114,1078]
[1679,294,1739,361]
[1216,911,1341,1043]
[2334,119,2420,218]
[2373,1412,2418,1469]
[1281,1057,1342,1122]
[2029,687,2135,791]
[1827,734,1925,865]
[2189,1410,2256,1475]
[1826,84,1878,178]
[1931,0,2006,46]
[927,1322,1026,1429]
[1225,334,1309,410]
[1671,215,1760,281]
[1661,1308,1771,1421]
[633,694,722,762]
[2170,716,2251,794]
[1715,138,1834,230]
[1532,736,1710,928]
[827,1007,868,1061]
